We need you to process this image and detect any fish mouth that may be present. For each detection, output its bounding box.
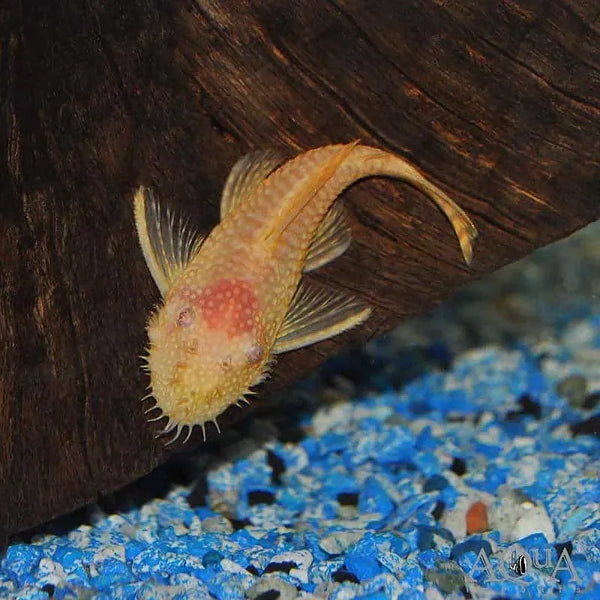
[144,388,230,446]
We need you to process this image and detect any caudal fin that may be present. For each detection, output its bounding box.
[408,172,477,265]
[351,146,478,265]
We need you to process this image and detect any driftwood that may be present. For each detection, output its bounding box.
[1,0,599,539]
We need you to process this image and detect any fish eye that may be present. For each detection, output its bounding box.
[246,343,264,366]
[220,355,233,370]
[177,307,195,327]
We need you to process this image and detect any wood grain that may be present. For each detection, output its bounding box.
[1,0,599,538]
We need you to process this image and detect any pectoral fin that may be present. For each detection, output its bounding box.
[220,150,285,219]
[134,186,205,296]
[273,283,372,354]
[303,202,352,272]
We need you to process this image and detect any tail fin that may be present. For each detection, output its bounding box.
[403,166,477,265]
[357,147,477,265]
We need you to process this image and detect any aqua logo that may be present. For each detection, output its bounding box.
[466,543,580,586]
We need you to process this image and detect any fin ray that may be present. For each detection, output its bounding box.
[273,283,371,354]
[220,150,284,219]
[134,186,205,296]
[303,201,352,272]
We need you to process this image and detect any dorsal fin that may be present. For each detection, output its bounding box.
[220,150,285,219]
[303,201,352,272]
[262,141,359,246]
[272,282,371,354]
[133,186,205,296]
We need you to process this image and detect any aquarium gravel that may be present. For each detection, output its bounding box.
[3,225,600,599]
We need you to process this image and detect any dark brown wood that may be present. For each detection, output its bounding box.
[1,0,599,538]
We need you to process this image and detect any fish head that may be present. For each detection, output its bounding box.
[146,277,268,427]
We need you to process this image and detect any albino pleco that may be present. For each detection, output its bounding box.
[134,142,477,444]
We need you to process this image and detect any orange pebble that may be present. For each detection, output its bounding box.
[466,501,489,534]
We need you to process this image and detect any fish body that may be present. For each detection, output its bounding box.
[510,554,529,577]
[134,142,477,444]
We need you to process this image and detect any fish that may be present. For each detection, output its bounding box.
[134,142,477,445]
[510,553,529,576]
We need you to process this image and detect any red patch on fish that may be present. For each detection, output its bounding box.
[197,278,258,338]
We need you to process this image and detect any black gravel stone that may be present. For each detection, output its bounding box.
[247,490,276,505]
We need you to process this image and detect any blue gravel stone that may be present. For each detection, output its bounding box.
[450,538,492,562]
[229,529,259,548]
[527,370,547,398]
[429,389,475,414]
[417,526,455,553]
[417,527,434,551]
[301,530,330,562]
[573,586,600,600]
[351,427,416,466]
[91,557,134,589]
[205,571,254,600]
[358,477,395,521]
[500,420,527,437]
[124,540,147,562]
[131,545,205,581]
[412,451,441,476]
[417,550,437,570]
[422,474,449,493]
[95,583,146,600]
[322,500,339,519]
[480,463,509,491]
[345,535,382,581]
[157,501,195,528]
[518,532,553,553]
[321,473,359,500]
[415,426,437,450]
[354,592,387,600]
[320,432,349,453]
[380,533,410,558]
[408,400,431,416]
[1,544,43,585]
[561,507,592,539]
[12,588,48,600]
[51,547,84,574]
[299,437,319,460]
[439,484,459,507]
[395,493,437,522]
[473,441,502,459]
[202,550,223,568]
